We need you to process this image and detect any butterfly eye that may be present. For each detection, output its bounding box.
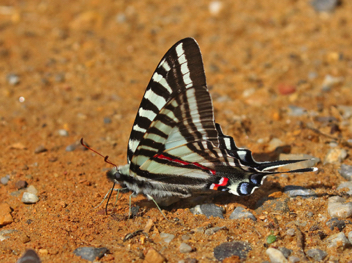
[106,167,120,182]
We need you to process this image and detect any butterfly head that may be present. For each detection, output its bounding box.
[106,164,130,185]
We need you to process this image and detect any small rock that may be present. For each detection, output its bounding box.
[324,148,347,164]
[54,73,65,82]
[16,180,28,190]
[326,218,348,231]
[278,84,296,95]
[104,117,112,124]
[179,243,193,253]
[129,205,140,218]
[26,185,38,195]
[328,196,352,218]
[288,256,300,263]
[144,248,166,263]
[7,73,20,85]
[0,175,10,185]
[208,1,223,16]
[159,233,175,245]
[65,144,76,152]
[327,232,351,249]
[339,164,352,181]
[21,192,39,204]
[0,213,13,226]
[267,138,284,152]
[337,181,352,195]
[279,153,319,170]
[337,105,352,119]
[288,105,306,116]
[58,129,69,136]
[34,145,47,154]
[307,248,327,261]
[286,228,295,236]
[321,74,344,91]
[73,247,108,262]
[0,229,17,241]
[311,0,341,13]
[278,247,292,258]
[205,226,226,236]
[213,241,252,261]
[283,186,317,198]
[347,231,352,244]
[115,13,126,23]
[190,204,224,219]
[229,207,256,221]
[266,248,288,263]
[255,198,290,214]
[16,249,41,263]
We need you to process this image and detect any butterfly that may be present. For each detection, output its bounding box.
[89,38,316,214]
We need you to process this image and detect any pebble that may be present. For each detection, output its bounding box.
[328,196,352,218]
[339,164,352,181]
[327,232,351,249]
[229,207,256,221]
[190,204,224,219]
[34,145,47,154]
[16,249,41,263]
[144,248,166,263]
[311,0,340,12]
[288,256,300,263]
[54,73,65,82]
[279,153,319,170]
[265,248,288,263]
[1,175,10,185]
[213,241,252,261]
[278,247,292,258]
[178,259,197,263]
[307,248,327,261]
[104,117,112,124]
[0,229,17,241]
[58,129,69,136]
[26,185,38,195]
[208,1,223,16]
[267,138,284,152]
[337,181,352,195]
[65,144,76,152]
[324,148,347,164]
[337,105,352,119]
[7,73,20,85]
[326,218,348,231]
[204,226,226,236]
[115,13,126,23]
[73,247,109,262]
[15,180,28,190]
[179,243,193,253]
[283,185,317,198]
[255,198,289,214]
[21,192,39,204]
[159,233,175,244]
[0,203,13,226]
[348,231,352,244]
[321,74,344,91]
[287,105,306,116]
[278,84,296,95]
[286,228,295,236]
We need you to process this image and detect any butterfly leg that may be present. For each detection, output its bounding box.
[146,194,170,222]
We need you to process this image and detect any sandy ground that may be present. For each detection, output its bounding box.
[1,0,352,262]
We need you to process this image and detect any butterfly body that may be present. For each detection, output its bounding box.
[107,38,316,204]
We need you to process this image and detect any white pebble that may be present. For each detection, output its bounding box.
[266,248,288,263]
[22,192,39,204]
[26,185,38,195]
[328,196,352,218]
[324,148,347,164]
[179,243,192,253]
[327,232,351,249]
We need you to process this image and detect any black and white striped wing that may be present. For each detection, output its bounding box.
[127,38,206,163]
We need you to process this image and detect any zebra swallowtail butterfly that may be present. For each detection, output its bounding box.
[104,38,316,206]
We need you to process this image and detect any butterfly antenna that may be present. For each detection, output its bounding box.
[80,138,117,167]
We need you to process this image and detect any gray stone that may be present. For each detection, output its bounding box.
[286,228,295,236]
[213,241,251,261]
[0,229,17,241]
[283,185,317,198]
[34,145,47,154]
[348,231,352,244]
[326,218,349,231]
[307,248,327,261]
[288,256,300,263]
[229,207,256,221]
[337,181,352,195]
[278,247,292,258]
[159,233,175,245]
[190,204,224,219]
[204,226,226,236]
[327,232,351,249]
[328,196,352,218]
[179,243,192,253]
[339,164,352,181]
[58,129,69,136]
[103,117,112,124]
[288,105,306,116]
[7,73,20,85]
[311,0,340,12]
[21,192,39,204]
[73,247,108,262]
[65,144,76,152]
[266,248,288,263]
[255,198,289,214]
[324,148,347,164]
[0,175,10,185]
[16,249,41,263]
